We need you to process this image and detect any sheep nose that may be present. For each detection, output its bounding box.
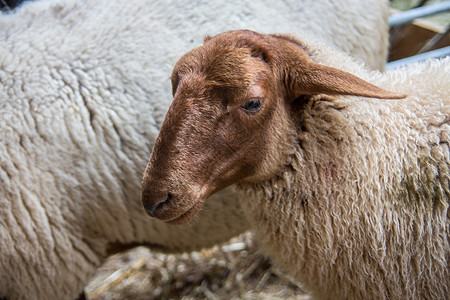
[142,193,171,218]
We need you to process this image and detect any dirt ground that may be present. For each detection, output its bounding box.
[85,233,310,300]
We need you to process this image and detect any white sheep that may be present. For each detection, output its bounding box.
[0,0,392,298]
[141,30,449,299]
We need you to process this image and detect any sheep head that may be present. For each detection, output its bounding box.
[141,30,405,224]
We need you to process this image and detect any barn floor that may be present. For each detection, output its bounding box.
[85,233,309,300]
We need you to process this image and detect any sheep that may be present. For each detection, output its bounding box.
[0,0,392,298]
[141,30,450,300]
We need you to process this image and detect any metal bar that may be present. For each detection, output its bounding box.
[386,46,450,70]
[389,1,450,26]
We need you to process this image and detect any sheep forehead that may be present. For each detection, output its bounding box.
[179,40,270,84]
[174,49,271,109]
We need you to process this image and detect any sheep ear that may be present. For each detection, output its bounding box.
[290,62,406,100]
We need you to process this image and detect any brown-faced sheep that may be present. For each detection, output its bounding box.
[141,30,449,299]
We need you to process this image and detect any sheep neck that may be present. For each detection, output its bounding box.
[235,97,449,300]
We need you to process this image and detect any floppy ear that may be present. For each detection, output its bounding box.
[269,34,406,100]
[294,62,406,99]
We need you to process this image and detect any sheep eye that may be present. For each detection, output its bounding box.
[242,98,263,112]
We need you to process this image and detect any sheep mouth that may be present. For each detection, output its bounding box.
[165,200,203,225]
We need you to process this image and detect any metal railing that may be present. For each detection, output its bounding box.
[386,0,450,69]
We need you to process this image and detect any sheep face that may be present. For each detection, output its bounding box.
[141,30,404,224]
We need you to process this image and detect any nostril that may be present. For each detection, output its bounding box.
[143,193,172,218]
